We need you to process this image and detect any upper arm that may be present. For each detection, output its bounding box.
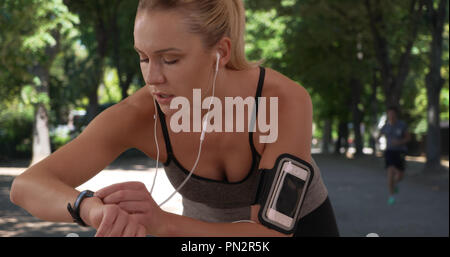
[380,124,386,135]
[22,102,139,188]
[258,83,313,169]
[403,124,411,141]
[251,83,313,237]
[402,122,409,134]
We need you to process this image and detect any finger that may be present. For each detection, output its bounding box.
[102,190,149,205]
[95,181,147,199]
[108,209,128,237]
[95,205,119,237]
[122,222,138,237]
[118,201,149,214]
[136,224,147,237]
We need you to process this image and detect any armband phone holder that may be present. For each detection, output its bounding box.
[255,153,314,234]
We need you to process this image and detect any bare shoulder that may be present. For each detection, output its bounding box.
[121,86,155,113]
[257,68,313,167]
[115,86,156,146]
[262,67,312,117]
[81,86,155,148]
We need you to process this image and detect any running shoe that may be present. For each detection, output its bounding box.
[388,196,396,205]
[394,185,399,194]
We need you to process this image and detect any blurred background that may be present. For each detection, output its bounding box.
[0,0,448,237]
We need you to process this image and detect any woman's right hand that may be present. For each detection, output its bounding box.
[80,197,147,237]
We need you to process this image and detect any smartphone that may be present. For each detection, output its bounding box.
[265,160,310,230]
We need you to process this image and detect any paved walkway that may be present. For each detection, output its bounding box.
[0,154,448,237]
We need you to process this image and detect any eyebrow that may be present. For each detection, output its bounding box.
[134,46,182,55]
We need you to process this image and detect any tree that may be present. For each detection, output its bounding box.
[423,0,448,171]
[107,0,141,100]
[0,0,79,165]
[282,0,377,157]
[64,0,112,123]
[64,0,142,123]
[364,0,425,109]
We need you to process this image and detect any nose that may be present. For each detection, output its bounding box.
[144,60,165,85]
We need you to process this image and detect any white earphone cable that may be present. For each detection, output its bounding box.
[152,53,221,207]
[150,99,159,195]
[150,54,256,224]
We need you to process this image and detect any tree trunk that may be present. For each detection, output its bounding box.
[30,103,51,165]
[335,119,349,155]
[121,72,134,100]
[86,87,100,124]
[425,85,442,169]
[369,70,380,155]
[30,30,60,165]
[350,78,364,157]
[30,65,52,165]
[110,1,127,100]
[365,0,424,110]
[84,6,108,125]
[424,0,446,171]
[322,118,333,154]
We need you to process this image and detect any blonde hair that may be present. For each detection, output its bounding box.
[137,0,261,70]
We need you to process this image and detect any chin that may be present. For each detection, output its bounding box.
[158,104,177,117]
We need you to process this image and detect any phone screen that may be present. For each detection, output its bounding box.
[275,173,306,218]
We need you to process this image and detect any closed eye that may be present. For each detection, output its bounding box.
[163,58,179,65]
[138,56,179,65]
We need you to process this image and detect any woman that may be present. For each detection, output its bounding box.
[10,0,339,237]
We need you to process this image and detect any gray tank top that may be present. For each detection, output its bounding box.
[156,67,328,223]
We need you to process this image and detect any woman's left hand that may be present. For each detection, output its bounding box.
[95,181,165,236]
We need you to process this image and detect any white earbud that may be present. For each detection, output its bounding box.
[215,52,220,72]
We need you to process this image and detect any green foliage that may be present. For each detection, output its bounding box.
[0,0,79,85]
[21,78,50,106]
[49,125,71,150]
[245,8,288,69]
[100,67,122,105]
[21,0,78,54]
[0,100,34,159]
[0,0,36,102]
[441,23,449,121]
[244,0,448,150]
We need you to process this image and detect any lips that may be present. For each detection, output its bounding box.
[157,93,174,98]
[154,92,175,104]
[153,91,174,97]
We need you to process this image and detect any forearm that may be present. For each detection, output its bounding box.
[157,211,288,237]
[400,139,409,145]
[402,134,411,144]
[10,170,81,223]
[395,136,410,146]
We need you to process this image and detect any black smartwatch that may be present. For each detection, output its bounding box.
[67,190,95,227]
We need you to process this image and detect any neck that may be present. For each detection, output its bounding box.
[389,119,397,125]
[161,68,243,133]
[199,67,238,118]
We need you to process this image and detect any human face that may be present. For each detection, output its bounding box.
[134,10,216,115]
[387,110,397,124]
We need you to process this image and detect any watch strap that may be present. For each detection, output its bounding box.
[67,190,95,227]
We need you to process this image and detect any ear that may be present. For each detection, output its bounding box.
[215,37,232,68]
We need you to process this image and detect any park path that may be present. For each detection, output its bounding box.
[0,154,448,237]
